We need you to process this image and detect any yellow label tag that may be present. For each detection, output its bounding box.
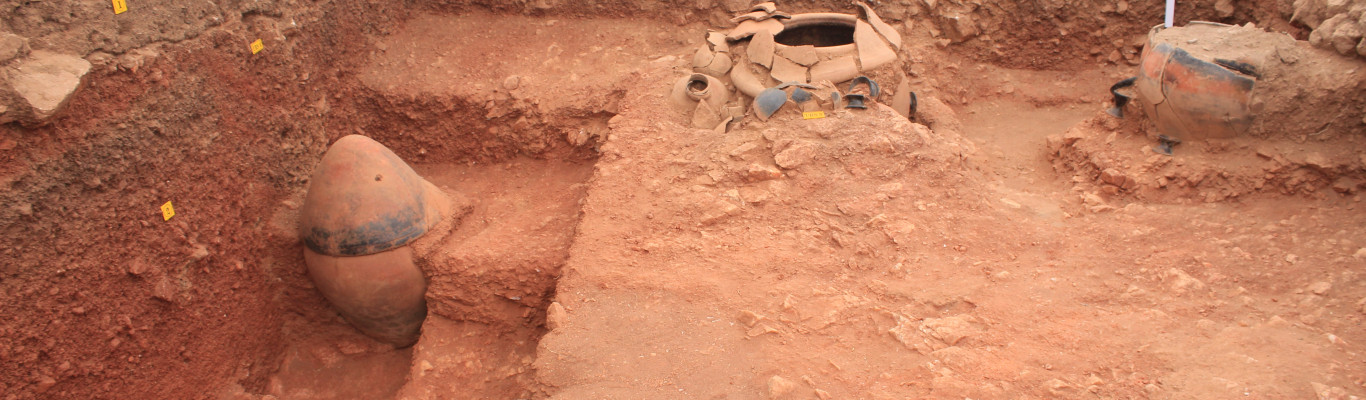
[160,201,175,221]
[802,111,827,120]
[250,39,264,54]
[111,0,127,14]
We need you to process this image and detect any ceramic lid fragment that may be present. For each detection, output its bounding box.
[854,20,897,70]
[691,98,724,129]
[770,55,808,83]
[730,11,772,23]
[808,56,859,84]
[728,18,785,41]
[778,45,819,66]
[706,31,730,53]
[750,2,777,13]
[693,45,716,69]
[749,29,776,69]
[856,2,903,49]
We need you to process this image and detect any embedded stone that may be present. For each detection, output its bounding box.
[8,51,91,121]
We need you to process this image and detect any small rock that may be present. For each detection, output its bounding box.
[127,259,151,276]
[699,198,740,225]
[1303,152,1333,171]
[1353,248,1366,260]
[1086,374,1105,386]
[15,202,33,216]
[1285,254,1299,264]
[744,163,783,182]
[1161,268,1206,294]
[34,375,56,393]
[767,375,797,399]
[729,142,758,157]
[152,277,177,302]
[545,302,567,331]
[943,14,979,43]
[1330,22,1363,55]
[919,315,979,346]
[773,142,816,169]
[502,75,521,90]
[1045,378,1072,395]
[738,310,762,327]
[747,324,779,337]
[0,32,27,63]
[1332,177,1359,194]
[1308,281,1332,295]
[1214,0,1235,17]
[189,244,210,261]
[814,388,832,400]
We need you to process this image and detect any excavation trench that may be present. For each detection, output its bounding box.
[270,85,607,399]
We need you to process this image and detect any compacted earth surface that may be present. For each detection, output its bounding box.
[2,0,1365,399]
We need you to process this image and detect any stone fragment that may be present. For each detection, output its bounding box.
[8,51,92,121]
[546,302,567,330]
[0,33,28,63]
[919,315,979,345]
[767,375,797,399]
[942,13,979,43]
[1309,281,1332,295]
[1161,268,1206,294]
[774,142,816,169]
[1214,0,1235,18]
[744,163,783,182]
[502,75,521,90]
[152,276,177,302]
[814,389,832,400]
[34,375,56,393]
[700,198,740,225]
[1331,22,1363,55]
[738,310,762,327]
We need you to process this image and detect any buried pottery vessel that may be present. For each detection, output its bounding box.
[299,134,451,346]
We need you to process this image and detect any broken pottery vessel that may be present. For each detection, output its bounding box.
[299,135,452,347]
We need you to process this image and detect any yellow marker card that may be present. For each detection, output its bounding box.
[250,39,264,54]
[111,0,127,14]
[802,111,827,120]
[160,201,175,221]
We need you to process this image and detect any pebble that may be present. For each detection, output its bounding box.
[545,302,567,331]
[767,375,796,399]
[1353,248,1366,260]
[34,375,56,393]
[773,142,816,169]
[502,75,521,90]
[919,315,979,345]
[1308,281,1332,295]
